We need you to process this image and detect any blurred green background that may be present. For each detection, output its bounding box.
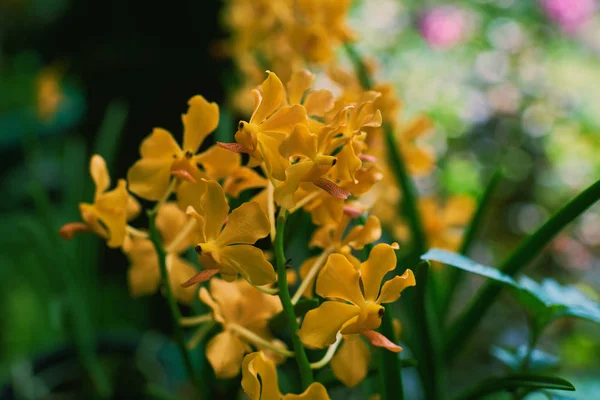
[1,0,599,398]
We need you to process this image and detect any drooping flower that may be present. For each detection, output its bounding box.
[123,202,200,304]
[242,352,330,400]
[59,155,140,248]
[185,180,276,286]
[298,243,415,350]
[199,278,283,378]
[127,95,238,200]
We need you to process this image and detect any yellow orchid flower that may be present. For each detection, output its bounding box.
[60,155,140,248]
[199,278,283,378]
[274,124,344,209]
[124,203,200,304]
[223,71,307,181]
[127,95,238,200]
[297,213,381,299]
[298,243,415,350]
[242,352,330,400]
[184,180,276,286]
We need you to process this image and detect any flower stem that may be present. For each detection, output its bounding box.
[180,314,213,327]
[310,333,342,369]
[147,210,207,397]
[126,225,149,238]
[164,218,196,253]
[229,323,295,358]
[274,210,314,389]
[414,262,446,400]
[291,246,335,305]
[151,178,177,214]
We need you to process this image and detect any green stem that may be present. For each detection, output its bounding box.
[358,216,404,400]
[147,210,207,397]
[446,178,600,361]
[274,211,314,390]
[521,320,542,372]
[345,43,427,257]
[378,307,404,400]
[442,168,503,320]
[414,262,445,400]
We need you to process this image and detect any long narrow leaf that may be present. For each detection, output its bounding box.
[446,178,600,361]
[455,373,575,400]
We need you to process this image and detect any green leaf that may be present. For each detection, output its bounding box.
[268,298,319,332]
[456,373,575,400]
[446,178,600,360]
[491,345,559,371]
[511,277,600,326]
[421,249,519,288]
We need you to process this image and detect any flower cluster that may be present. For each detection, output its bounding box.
[60,67,419,397]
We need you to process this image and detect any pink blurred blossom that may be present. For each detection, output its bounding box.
[540,0,597,33]
[419,6,468,50]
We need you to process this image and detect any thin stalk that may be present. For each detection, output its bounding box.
[229,323,295,358]
[254,285,280,295]
[147,210,207,397]
[126,225,149,238]
[180,314,213,327]
[414,262,445,400]
[377,307,404,400]
[446,178,600,361]
[273,211,314,390]
[291,246,335,305]
[521,320,542,372]
[187,322,216,350]
[442,168,502,319]
[310,333,342,369]
[151,179,177,214]
[165,219,196,253]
